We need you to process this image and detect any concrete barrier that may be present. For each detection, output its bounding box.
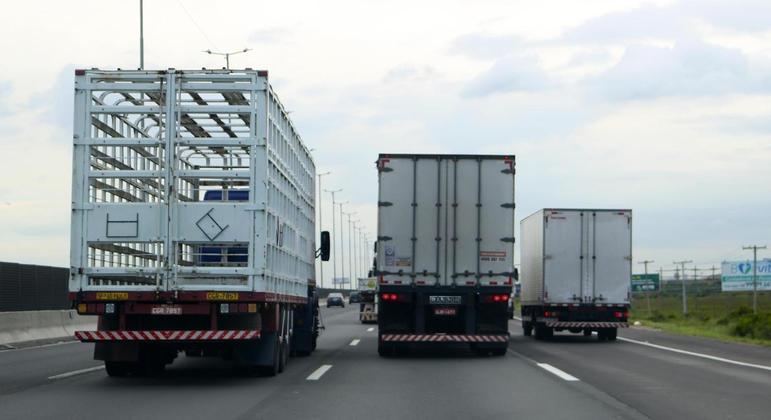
[0,310,96,346]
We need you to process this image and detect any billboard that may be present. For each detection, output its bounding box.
[721,261,771,292]
[631,274,660,292]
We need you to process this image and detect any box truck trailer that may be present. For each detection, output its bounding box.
[375,154,516,356]
[69,69,329,376]
[520,209,632,341]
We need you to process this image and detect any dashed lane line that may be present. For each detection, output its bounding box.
[537,363,580,381]
[306,364,333,381]
[48,365,104,380]
[366,327,374,332]
[349,339,360,346]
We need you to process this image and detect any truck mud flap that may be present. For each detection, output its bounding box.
[75,330,260,342]
[543,322,628,328]
[380,334,508,343]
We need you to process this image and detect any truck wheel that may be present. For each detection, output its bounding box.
[534,325,552,340]
[523,323,533,337]
[278,340,287,373]
[490,347,507,356]
[606,328,617,341]
[105,361,131,377]
[259,338,281,377]
[597,329,609,341]
[583,329,592,337]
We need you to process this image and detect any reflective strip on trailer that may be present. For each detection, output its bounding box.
[75,330,260,342]
[544,322,629,328]
[380,334,509,343]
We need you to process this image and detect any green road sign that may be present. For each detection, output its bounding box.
[632,274,660,292]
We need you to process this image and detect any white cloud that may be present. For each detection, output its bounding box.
[451,32,521,59]
[461,55,552,97]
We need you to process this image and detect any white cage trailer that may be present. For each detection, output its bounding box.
[375,154,517,356]
[520,209,632,341]
[70,69,330,376]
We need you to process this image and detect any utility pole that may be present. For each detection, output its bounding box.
[638,260,654,316]
[711,265,717,281]
[674,260,692,316]
[324,189,342,289]
[316,172,330,288]
[743,245,767,314]
[352,222,360,287]
[139,0,144,69]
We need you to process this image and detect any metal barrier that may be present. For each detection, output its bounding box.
[0,262,70,312]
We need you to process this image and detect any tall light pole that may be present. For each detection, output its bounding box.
[674,260,692,316]
[743,245,767,314]
[638,260,654,317]
[139,0,144,69]
[352,220,361,286]
[343,211,357,290]
[316,172,330,287]
[203,48,251,69]
[324,189,342,289]
[337,201,348,289]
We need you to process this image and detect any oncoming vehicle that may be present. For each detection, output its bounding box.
[326,293,345,308]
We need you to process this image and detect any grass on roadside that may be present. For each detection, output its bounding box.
[630,292,771,347]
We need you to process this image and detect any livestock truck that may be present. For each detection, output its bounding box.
[69,69,329,376]
[520,209,632,341]
[375,154,517,356]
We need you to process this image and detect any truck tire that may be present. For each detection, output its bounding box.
[259,338,281,377]
[523,323,533,337]
[583,329,592,336]
[606,328,617,341]
[105,361,131,377]
[378,343,392,357]
[534,324,552,340]
[278,339,288,373]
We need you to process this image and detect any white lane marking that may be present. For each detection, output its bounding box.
[367,327,374,332]
[2,340,78,353]
[48,365,105,380]
[349,339,360,346]
[618,336,771,372]
[513,316,522,321]
[537,363,580,381]
[306,364,333,381]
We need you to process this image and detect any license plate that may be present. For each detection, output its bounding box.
[95,292,129,300]
[206,292,239,301]
[433,307,457,316]
[151,305,182,315]
[429,295,462,305]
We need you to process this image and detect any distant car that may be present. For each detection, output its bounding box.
[326,293,345,308]
[508,293,515,319]
[349,292,361,303]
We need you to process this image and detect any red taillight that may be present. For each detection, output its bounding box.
[613,311,624,318]
[544,311,559,317]
[482,294,510,303]
[381,293,399,301]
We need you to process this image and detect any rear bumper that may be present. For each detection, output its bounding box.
[380,334,508,343]
[75,330,260,342]
[544,321,628,328]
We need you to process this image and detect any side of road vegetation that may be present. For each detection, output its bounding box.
[631,291,771,347]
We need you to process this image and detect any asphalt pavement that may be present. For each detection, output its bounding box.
[0,306,768,419]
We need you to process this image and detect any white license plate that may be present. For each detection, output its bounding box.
[151,305,182,315]
[429,296,462,305]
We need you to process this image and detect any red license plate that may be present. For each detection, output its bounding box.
[433,307,457,316]
[151,305,182,315]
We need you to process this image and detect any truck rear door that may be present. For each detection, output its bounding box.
[543,210,583,303]
[591,211,632,304]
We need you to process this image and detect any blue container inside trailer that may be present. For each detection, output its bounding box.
[200,190,249,264]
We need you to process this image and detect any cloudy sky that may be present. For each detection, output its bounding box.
[0,0,769,281]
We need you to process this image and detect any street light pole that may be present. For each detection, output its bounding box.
[316,172,330,287]
[344,212,356,290]
[139,0,144,69]
[338,203,348,289]
[674,260,692,316]
[743,245,767,314]
[638,260,654,317]
[324,189,342,289]
[203,48,251,69]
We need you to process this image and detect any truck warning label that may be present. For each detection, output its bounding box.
[479,251,507,262]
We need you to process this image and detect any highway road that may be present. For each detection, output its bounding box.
[0,306,769,420]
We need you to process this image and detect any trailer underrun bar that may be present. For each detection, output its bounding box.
[380,334,509,343]
[75,330,260,341]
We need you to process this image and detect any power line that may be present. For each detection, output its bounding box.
[177,0,218,50]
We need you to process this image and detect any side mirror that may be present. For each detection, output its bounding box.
[320,231,330,261]
[513,267,519,281]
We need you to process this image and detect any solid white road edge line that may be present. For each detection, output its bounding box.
[537,363,580,381]
[306,364,333,380]
[48,365,105,380]
[513,316,522,321]
[349,339,360,346]
[367,327,374,332]
[618,336,771,372]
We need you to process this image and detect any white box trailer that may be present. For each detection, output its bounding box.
[69,69,329,376]
[375,154,516,356]
[520,208,632,340]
